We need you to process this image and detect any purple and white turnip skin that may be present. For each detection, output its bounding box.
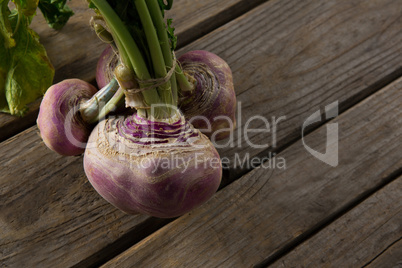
[84,114,222,218]
[37,79,98,156]
[96,45,118,89]
[178,50,236,141]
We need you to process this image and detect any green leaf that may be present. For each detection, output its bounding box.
[166,18,176,51]
[0,2,54,116]
[0,0,15,48]
[38,0,74,30]
[13,0,39,17]
[0,43,8,111]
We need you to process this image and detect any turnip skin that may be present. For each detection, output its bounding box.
[179,50,236,141]
[84,114,222,218]
[37,79,98,156]
[96,45,117,89]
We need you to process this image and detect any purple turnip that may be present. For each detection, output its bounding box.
[178,50,236,141]
[37,79,97,156]
[96,45,118,89]
[37,78,121,156]
[84,114,222,218]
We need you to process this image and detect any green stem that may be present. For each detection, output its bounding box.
[95,87,125,122]
[135,0,172,117]
[146,0,178,107]
[113,34,129,74]
[175,65,195,92]
[13,10,21,34]
[91,0,162,117]
[79,78,121,123]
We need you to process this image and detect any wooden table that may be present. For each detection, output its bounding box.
[1,0,401,267]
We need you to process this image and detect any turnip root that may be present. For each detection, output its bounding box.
[37,78,121,156]
[37,79,98,156]
[84,114,222,218]
[179,50,236,141]
[96,45,118,89]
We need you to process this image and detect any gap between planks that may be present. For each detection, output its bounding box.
[364,237,402,267]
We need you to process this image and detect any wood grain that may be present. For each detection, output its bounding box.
[101,78,402,267]
[1,0,402,266]
[168,0,268,47]
[0,0,268,142]
[271,177,402,267]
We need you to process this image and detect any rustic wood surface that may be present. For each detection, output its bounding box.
[0,99,42,144]
[271,177,402,267]
[0,0,267,142]
[1,0,401,267]
[101,78,402,267]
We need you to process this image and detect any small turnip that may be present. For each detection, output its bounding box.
[37,78,120,156]
[179,50,236,141]
[96,45,118,89]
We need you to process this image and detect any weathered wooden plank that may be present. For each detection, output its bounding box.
[270,177,402,267]
[365,238,402,268]
[1,0,402,266]
[101,78,402,267]
[0,99,42,144]
[169,0,268,47]
[0,0,268,142]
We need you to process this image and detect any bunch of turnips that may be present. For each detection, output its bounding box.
[37,0,236,218]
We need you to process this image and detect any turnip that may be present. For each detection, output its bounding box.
[37,78,122,156]
[96,45,118,89]
[178,50,236,141]
[84,114,221,217]
[82,0,223,217]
